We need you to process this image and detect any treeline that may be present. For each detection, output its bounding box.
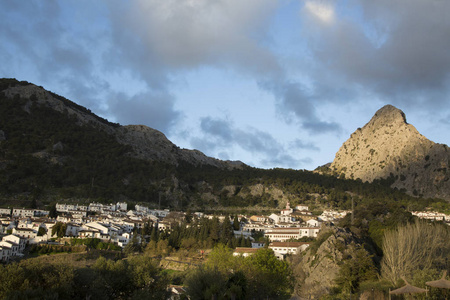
[130,215,253,257]
[28,238,123,255]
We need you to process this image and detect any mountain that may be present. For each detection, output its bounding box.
[329,104,450,200]
[0,78,442,210]
[0,79,243,170]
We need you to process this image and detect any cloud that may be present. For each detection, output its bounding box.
[299,0,450,108]
[291,139,320,151]
[107,91,181,131]
[304,1,335,23]
[193,116,313,168]
[259,80,343,134]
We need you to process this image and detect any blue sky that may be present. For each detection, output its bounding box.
[1,0,450,170]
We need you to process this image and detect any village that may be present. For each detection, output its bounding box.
[0,201,449,263]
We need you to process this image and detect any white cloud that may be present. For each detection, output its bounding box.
[304,1,335,23]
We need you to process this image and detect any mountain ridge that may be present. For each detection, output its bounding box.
[0,79,244,170]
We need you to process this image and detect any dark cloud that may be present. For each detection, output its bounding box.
[300,0,450,108]
[259,79,344,134]
[200,117,233,143]
[107,91,181,131]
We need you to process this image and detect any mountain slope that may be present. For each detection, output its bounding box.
[330,105,450,200]
[0,78,243,169]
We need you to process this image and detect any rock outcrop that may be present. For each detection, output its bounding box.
[294,226,372,299]
[330,105,450,200]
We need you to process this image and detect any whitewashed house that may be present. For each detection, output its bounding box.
[233,247,259,257]
[13,227,37,239]
[0,208,11,215]
[269,241,310,258]
[306,219,320,227]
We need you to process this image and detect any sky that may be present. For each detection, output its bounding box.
[1,0,450,170]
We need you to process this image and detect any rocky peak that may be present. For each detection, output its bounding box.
[369,104,407,127]
[330,105,450,200]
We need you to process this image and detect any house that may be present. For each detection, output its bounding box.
[251,242,265,248]
[280,202,293,216]
[0,208,11,215]
[264,227,320,242]
[66,223,82,237]
[269,242,310,258]
[295,205,309,211]
[0,246,11,262]
[78,229,98,238]
[13,227,37,239]
[3,234,27,252]
[233,247,259,257]
[0,241,19,257]
[116,202,127,211]
[33,210,49,217]
[249,215,267,223]
[56,203,78,212]
[306,219,320,227]
[12,208,35,218]
[269,213,293,224]
[83,222,111,235]
[158,221,171,231]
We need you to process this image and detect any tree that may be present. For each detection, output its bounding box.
[37,227,47,236]
[232,215,240,231]
[244,248,293,299]
[124,234,142,255]
[205,244,240,274]
[51,222,67,237]
[381,220,450,284]
[48,203,57,218]
[128,255,170,299]
[334,247,378,294]
[185,267,228,300]
[220,215,234,244]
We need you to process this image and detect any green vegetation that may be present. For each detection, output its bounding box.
[0,254,169,299]
[185,245,293,299]
[141,216,252,257]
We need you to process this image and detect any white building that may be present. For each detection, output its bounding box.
[306,219,321,227]
[269,241,310,259]
[264,227,320,242]
[295,205,309,211]
[0,208,11,215]
[233,247,259,257]
[116,202,127,211]
[2,234,27,252]
[12,208,35,218]
[13,227,37,239]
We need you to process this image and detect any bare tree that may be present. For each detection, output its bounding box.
[381,220,449,284]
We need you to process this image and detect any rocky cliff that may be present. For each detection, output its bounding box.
[293,226,375,299]
[329,105,450,200]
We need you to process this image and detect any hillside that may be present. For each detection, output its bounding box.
[329,105,450,200]
[0,79,243,169]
